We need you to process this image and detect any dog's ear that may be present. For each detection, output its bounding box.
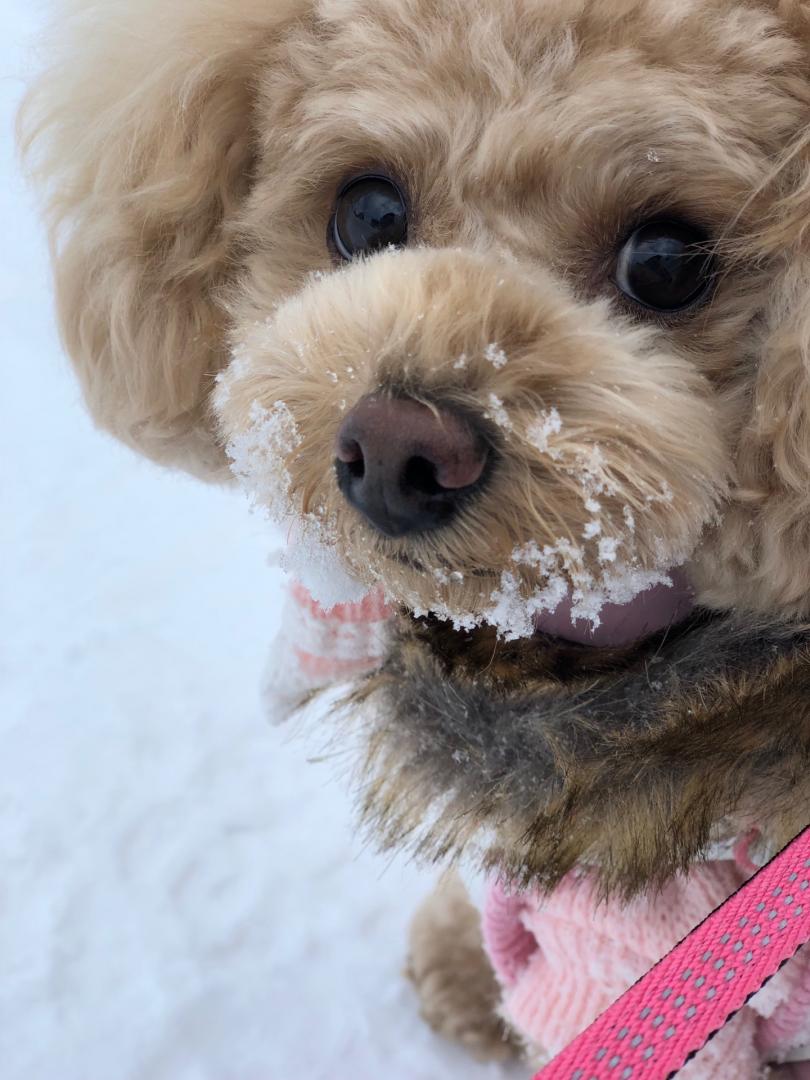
[20,0,308,477]
[714,126,810,615]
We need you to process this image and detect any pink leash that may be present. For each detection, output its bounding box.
[533,828,810,1079]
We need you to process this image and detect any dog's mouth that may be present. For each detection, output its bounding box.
[390,565,702,687]
[530,568,696,649]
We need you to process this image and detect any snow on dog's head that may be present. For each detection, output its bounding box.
[23,0,810,636]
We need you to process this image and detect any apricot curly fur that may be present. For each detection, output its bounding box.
[406,871,522,1062]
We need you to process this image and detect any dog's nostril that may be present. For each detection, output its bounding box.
[336,437,365,479]
[404,456,443,497]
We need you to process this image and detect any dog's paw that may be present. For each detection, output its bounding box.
[406,872,522,1063]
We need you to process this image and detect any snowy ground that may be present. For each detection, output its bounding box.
[0,7,522,1079]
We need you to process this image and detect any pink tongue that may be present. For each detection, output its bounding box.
[532,569,695,647]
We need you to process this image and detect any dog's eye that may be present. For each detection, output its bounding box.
[333,176,408,260]
[615,220,714,312]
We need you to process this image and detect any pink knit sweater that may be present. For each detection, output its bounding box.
[263,582,391,722]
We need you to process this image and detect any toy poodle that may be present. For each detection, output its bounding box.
[21,0,810,1074]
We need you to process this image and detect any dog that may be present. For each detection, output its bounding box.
[21,0,810,1073]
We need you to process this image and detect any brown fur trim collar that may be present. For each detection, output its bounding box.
[349,613,810,897]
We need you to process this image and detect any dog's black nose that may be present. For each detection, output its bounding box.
[335,396,489,538]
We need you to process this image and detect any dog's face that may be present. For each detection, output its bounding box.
[25,0,810,642]
[215,0,810,635]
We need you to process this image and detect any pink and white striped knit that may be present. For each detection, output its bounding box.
[263,582,391,722]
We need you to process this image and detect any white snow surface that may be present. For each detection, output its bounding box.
[1,9,522,1080]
